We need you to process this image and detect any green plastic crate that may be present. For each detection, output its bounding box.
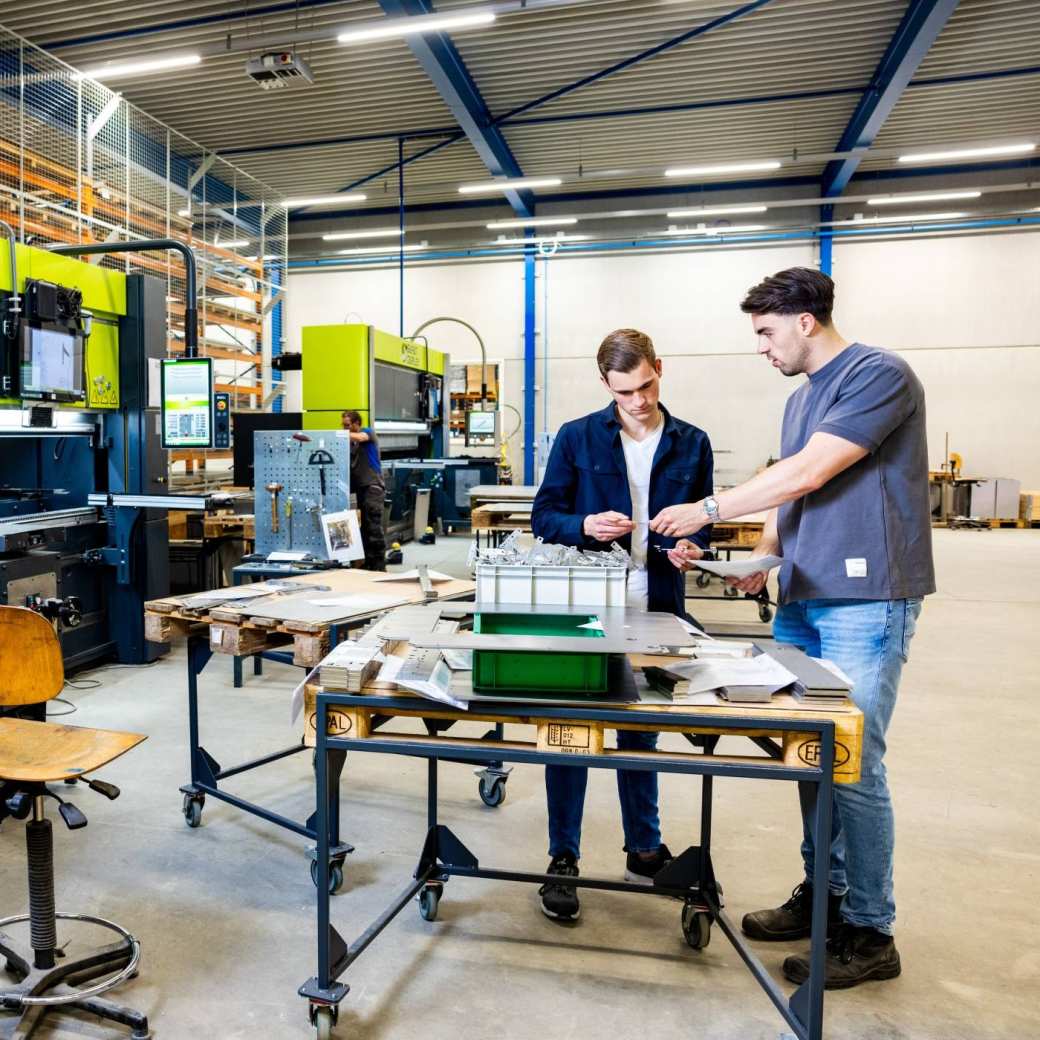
[471,612,608,695]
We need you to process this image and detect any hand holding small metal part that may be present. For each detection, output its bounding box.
[582,510,635,542]
[663,538,705,572]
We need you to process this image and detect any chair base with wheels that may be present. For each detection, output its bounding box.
[0,606,149,1039]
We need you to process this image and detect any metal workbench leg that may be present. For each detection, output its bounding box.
[789,733,835,1040]
[253,653,263,676]
[181,636,217,826]
[232,654,243,688]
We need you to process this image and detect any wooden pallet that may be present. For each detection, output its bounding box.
[144,569,475,667]
[202,513,255,540]
[302,677,864,784]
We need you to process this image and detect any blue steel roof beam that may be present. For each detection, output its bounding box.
[821,0,960,198]
[279,134,465,222]
[376,0,533,218]
[489,0,776,126]
[288,155,1039,224]
[211,62,1040,160]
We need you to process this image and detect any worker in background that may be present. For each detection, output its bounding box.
[531,328,714,922]
[341,410,387,572]
[651,267,934,989]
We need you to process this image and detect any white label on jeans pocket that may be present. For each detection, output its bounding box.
[845,558,868,578]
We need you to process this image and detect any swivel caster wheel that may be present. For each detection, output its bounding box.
[478,776,507,807]
[418,882,443,921]
[681,901,712,950]
[182,793,204,828]
[758,604,773,623]
[723,585,739,599]
[695,571,711,589]
[311,859,346,895]
[309,1003,338,1040]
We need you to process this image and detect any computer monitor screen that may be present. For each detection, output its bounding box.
[20,326,85,403]
[161,358,214,448]
[467,410,496,437]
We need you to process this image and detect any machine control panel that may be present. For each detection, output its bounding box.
[213,391,231,448]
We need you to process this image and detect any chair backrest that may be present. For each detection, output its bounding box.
[0,606,65,706]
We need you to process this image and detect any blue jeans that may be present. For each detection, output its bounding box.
[546,729,662,859]
[774,597,922,934]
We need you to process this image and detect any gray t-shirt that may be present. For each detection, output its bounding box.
[776,343,935,604]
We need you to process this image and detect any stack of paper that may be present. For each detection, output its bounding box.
[319,641,384,692]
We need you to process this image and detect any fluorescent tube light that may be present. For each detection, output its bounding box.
[337,243,428,255]
[282,193,367,207]
[322,228,404,241]
[176,208,191,217]
[665,160,781,178]
[214,239,250,248]
[76,53,201,81]
[338,10,495,45]
[857,211,968,224]
[664,224,767,235]
[491,233,589,245]
[666,205,767,217]
[459,176,562,194]
[867,191,981,205]
[486,216,578,230]
[898,143,1035,164]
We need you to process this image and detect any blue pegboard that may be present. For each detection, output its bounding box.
[254,429,352,558]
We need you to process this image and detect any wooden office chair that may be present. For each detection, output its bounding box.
[0,606,149,1039]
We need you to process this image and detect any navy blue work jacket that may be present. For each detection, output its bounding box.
[531,402,714,617]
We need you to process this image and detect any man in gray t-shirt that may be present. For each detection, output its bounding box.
[649,267,933,991]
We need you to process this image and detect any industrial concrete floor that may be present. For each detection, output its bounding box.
[1,529,1037,1040]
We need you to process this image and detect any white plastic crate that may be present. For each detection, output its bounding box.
[475,562,627,608]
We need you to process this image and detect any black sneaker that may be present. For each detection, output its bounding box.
[741,881,845,941]
[539,854,580,921]
[624,844,673,886]
[782,922,902,989]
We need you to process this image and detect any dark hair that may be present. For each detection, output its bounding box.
[740,267,835,325]
[342,410,362,425]
[597,328,657,378]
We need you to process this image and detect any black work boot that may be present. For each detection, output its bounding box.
[741,881,845,941]
[782,922,902,988]
[539,853,580,921]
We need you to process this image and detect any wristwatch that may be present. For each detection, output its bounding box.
[703,496,721,523]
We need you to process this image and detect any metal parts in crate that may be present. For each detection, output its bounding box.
[253,430,351,558]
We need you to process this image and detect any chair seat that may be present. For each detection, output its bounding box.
[0,718,145,783]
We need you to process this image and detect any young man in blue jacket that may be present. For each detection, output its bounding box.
[531,328,714,922]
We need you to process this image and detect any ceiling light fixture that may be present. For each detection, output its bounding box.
[491,233,589,245]
[322,228,404,241]
[867,191,981,205]
[665,160,781,178]
[283,193,367,207]
[336,242,428,255]
[666,205,767,217]
[214,239,250,248]
[486,216,578,230]
[176,208,191,217]
[459,176,562,194]
[663,224,767,235]
[854,211,969,224]
[75,53,201,81]
[897,143,1035,164]
[338,10,495,45]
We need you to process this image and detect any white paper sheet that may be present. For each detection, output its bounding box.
[268,550,310,562]
[694,554,783,579]
[290,664,321,723]
[321,509,365,563]
[305,594,398,611]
